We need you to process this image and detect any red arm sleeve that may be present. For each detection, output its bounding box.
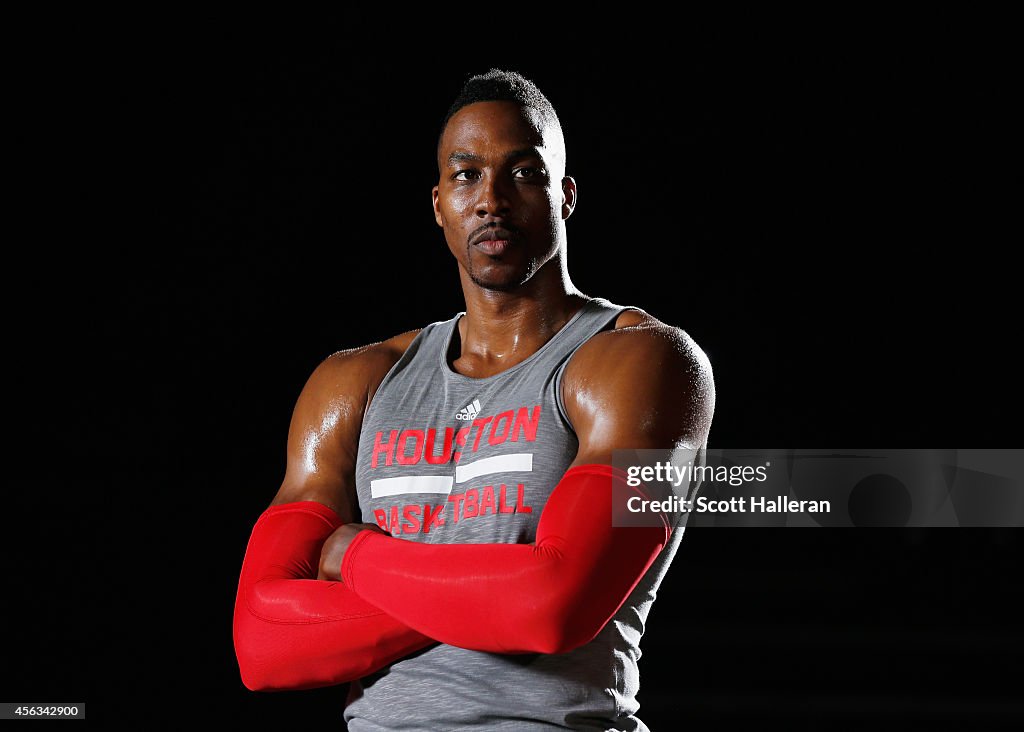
[339,464,670,655]
[232,501,435,691]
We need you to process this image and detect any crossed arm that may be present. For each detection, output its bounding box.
[233,337,435,691]
[232,322,714,691]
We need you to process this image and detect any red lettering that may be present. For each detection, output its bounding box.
[373,509,389,530]
[389,505,401,535]
[423,503,446,533]
[463,488,479,518]
[511,406,541,442]
[395,429,425,465]
[480,485,496,515]
[488,410,515,446]
[372,430,398,468]
[471,417,494,451]
[424,427,454,464]
[515,483,533,513]
[401,504,422,534]
[498,484,515,513]
[447,493,465,523]
[453,427,471,463]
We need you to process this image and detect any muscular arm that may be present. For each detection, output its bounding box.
[329,317,715,655]
[232,335,435,692]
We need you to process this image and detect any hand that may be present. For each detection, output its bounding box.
[318,523,387,581]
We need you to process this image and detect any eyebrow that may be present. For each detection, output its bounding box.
[445,147,544,168]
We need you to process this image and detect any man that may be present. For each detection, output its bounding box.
[233,69,715,731]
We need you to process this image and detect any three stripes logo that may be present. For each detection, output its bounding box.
[455,398,482,421]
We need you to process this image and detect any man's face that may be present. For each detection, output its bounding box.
[433,101,575,292]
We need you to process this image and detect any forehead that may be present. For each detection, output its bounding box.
[439,101,551,162]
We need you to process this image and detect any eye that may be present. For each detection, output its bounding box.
[453,169,480,181]
[513,167,541,180]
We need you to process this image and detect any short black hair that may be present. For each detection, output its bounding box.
[437,69,564,164]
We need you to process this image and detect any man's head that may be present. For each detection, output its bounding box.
[436,70,567,178]
[432,70,576,293]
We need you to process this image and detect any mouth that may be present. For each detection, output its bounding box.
[471,228,517,256]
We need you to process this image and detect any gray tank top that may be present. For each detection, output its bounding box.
[345,297,685,731]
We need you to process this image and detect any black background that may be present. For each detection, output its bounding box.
[10,20,1021,729]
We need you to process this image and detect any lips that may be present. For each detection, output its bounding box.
[475,239,512,255]
[472,228,517,256]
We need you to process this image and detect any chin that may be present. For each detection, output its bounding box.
[466,253,541,292]
[468,271,531,292]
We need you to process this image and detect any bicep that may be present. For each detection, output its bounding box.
[564,325,716,466]
[269,354,370,522]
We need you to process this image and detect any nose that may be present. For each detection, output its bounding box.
[476,172,512,218]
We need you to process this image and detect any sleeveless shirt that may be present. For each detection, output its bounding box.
[344,297,686,731]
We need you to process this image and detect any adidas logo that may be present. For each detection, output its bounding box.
[455,398,482,421]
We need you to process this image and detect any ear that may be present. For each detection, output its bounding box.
[432,184,444,228]
[560,176,577,220]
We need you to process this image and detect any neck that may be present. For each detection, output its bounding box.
[454,255,588,373]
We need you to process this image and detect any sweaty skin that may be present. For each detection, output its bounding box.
[311,101,714,581]
[254,100,714,677]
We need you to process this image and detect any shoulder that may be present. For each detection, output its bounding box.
[274,328,423,511]
[561,307,715,451]
[300,328,422,409]
[566,307,713,393]
[312,328,423,385]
